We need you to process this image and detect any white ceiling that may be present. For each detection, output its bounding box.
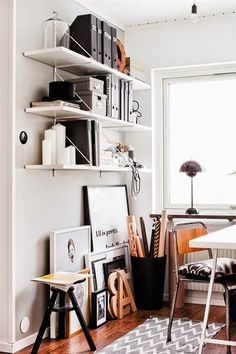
[75,0,236,29]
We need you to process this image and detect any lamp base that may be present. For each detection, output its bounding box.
[186,207,199,215]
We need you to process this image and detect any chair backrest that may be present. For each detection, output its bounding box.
[174,222,208,256]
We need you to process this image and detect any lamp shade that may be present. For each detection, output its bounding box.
[180,160,202,177]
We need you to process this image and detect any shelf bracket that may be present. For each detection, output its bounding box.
[52,169,56,177]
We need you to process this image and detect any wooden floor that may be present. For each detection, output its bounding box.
[15,303,236,354]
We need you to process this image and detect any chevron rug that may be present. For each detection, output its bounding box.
[97,317,224,354]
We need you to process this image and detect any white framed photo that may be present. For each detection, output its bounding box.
[50,226,91,338]
[84,185,129,251]
[85,244,131,291]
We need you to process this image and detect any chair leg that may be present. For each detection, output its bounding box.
[224,287,231,354]
[68,287,96,351]
[167,280,180,342]
[31,288,59,354]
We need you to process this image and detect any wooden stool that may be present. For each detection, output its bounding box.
[31,282,96,354]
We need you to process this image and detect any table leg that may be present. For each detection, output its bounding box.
[198,249,218,354]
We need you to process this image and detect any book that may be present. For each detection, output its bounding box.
[30,100,80,109]
[32,271,92,292]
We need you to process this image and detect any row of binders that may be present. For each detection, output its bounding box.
[70,14,118,68]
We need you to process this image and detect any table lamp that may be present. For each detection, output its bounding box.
[180,160,202,214]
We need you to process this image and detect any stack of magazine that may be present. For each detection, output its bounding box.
[32,271,92,292]
[30,100,81,110]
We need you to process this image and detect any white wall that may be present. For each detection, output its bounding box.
[0,0,15,348]
[13,0,125,349]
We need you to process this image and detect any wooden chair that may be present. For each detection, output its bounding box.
[167,221,236,354]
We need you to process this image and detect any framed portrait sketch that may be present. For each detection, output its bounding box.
[50,226,91,338]
[85,244,131,291]
[83,185,129,251]
[91,288,108,328]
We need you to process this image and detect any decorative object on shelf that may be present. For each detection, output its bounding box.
[132,100,142,125]
[91,288,108,328]
[190,3,199,23]
[84,185,129,251]
[116,38,126,72]
[50,225,91,338]
[44,128,56,164]
[180,160,202,214]
[43,10,70,49]
[43,81,80,105]
[42,139,52,165]
[19,131,28,145]
[123,57,146,82]
[52,123,66,164]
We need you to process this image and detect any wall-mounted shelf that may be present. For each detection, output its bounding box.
[23,47,150,91]
[25,106,151,131]
[25,164,152,173]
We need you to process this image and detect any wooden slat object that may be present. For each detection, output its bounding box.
[127,215,138,256]
[140,217,149,257]
[153,220,161,258]
[177,227,207,255]
[158,209,167,257]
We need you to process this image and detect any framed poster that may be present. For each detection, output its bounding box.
[50,226,91,338]
[85,244,131,291]
[84,185,129,251]
[91,288,108,328]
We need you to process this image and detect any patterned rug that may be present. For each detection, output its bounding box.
[97,317,224,354]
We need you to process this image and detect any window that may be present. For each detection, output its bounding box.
[163,72,236,211]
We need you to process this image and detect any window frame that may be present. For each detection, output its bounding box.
[151,62,236,213]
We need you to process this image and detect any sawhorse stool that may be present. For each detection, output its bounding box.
[31,282,96,354]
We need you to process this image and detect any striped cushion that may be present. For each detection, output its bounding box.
[179,258,236,279]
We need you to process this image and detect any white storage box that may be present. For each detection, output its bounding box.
[71,77,104,94]
[79,90,107,116]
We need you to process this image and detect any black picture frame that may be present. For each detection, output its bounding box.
[83,185,130,251]
[91,288,108,328]
[103,256,126,286]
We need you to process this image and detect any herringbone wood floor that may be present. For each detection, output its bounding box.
[14,303,236,354]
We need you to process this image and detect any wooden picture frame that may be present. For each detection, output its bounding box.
[83,185,129,252]
[49,226,91,338]
[91,288,108,328]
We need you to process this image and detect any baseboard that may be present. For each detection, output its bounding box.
[0,328,49,353]
[185,290,225,306]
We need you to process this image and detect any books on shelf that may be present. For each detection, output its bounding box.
[31,100,81,109]
[32,271,92,292]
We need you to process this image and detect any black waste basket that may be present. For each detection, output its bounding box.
[131,255,166,310]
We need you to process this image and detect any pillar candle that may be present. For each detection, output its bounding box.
[67,146,76,165]
[42,140,52,165]
[44,129,56,164]
[57,147,70,165]
[52,124,66,164]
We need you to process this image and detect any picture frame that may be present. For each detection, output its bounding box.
[83,185,129,251]
[85,243,131,291]
[91,288,108,328]
[103,257,126,286]
[50,225,91,338]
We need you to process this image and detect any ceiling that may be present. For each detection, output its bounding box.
[75,0,236,30]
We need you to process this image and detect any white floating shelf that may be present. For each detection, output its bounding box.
[25,106,151,131]
[23,47,150,91]
[24,164,152,173]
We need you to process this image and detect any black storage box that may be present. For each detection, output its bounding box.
[131,255,166,310]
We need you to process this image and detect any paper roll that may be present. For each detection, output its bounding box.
[42,139,52,165]
[57,148,70,165]
[44,129,56,164]
[67,146,76,165]
[52,124,66,164]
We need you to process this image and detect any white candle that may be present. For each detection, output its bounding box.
[52,124,66,164]
[57,147,70,165]
[44,129,56,164]
[67,146,76,165]
[42,140,52,165]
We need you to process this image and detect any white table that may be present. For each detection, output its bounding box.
[189,224,236,353]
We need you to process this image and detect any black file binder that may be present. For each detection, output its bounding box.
[111,75,119,119]
[124,81,128,122]
[96,18,103,63]
[102,21,112,67]
[63,120,92,164]
[111,27,117,69]
[127,81,133,122]
[119,80,125,120]
[70,14,97,61]
[91,120,101,166]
